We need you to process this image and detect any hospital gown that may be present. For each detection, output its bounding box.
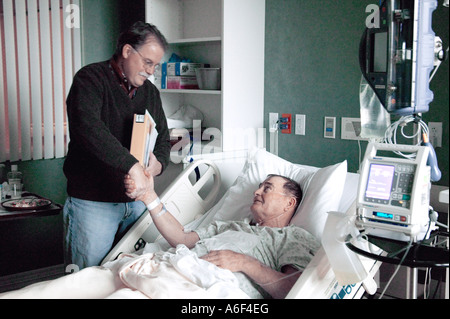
[192,220,321,298]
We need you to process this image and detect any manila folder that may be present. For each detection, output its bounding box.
[130,110,158,167]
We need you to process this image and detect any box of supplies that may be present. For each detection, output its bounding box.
[152,67,163,89]
[166,76,199,90]
[165,62,210,76]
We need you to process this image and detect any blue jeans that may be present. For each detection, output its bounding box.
[63,197,146,270]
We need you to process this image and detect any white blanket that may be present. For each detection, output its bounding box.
[105,245,249,299]
[0,245,249,299]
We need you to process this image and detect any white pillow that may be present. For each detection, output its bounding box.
[211,148,347,240]
[289,160,347,240]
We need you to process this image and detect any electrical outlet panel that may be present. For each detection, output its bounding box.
[295,114,306,135]
[428,122,442,148]
[324,117,336,138]
[280,113,292,134]
[269,113,279,133]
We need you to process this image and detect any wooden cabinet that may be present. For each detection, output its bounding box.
[146,0,265,153]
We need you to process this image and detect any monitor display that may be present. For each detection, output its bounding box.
[371,32,388,73]
[365,163,395,200]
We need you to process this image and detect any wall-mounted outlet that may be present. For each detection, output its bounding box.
[280,113,292,134]
[324,117,336,138]
[269,113,279,133]
[295,114,306,135]
[428,122,442,148]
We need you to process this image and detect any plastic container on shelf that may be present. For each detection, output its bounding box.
[195,68,221,90]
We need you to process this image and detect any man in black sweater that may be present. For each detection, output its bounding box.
[63,22,171,269]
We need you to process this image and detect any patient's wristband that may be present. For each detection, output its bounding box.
[154,205,167,218]
[146,197,161,211]
[147,197,167,218]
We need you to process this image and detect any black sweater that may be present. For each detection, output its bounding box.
[63,61,171,202]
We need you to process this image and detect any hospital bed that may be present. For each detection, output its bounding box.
[0,148,381,299]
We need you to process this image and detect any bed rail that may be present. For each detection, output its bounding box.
[101,159,221,265]
[286,201,381,299]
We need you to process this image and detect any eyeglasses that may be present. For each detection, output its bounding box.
[132,46,160,71]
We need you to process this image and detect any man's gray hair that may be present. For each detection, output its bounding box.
[266,174,302,211]
[115,21,168,58]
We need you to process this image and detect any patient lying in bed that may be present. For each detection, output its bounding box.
[0,173,319,299]
[124,172,320,299]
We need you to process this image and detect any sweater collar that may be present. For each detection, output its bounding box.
[109,57,137,99]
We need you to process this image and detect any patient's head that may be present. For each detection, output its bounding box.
[251,175,302,227]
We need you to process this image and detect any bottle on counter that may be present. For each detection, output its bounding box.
[0,163,6,183]
[0,164,5,200]
[7,165,23,199]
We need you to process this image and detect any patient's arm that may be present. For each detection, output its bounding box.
[124,173,200,248]
[148,202,200,249]
[201,250,300,299]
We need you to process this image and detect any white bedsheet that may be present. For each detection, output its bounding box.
[105,245,249,299]
[0,245,249,299]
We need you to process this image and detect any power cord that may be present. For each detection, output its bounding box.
[378,239,413,299]
[384,115,429,159]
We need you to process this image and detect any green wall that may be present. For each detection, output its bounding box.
[264,0,449,186]
[80,0,145,65]
[80,0,120,65]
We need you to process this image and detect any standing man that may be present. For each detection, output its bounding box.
[63,22,171,269]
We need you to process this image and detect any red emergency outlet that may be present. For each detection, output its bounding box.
[281,113,292,134]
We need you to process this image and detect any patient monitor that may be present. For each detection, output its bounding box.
[360,0,437,115]
[324,0,446,288]
[323,143,433,286]
[356,142,431,241]
[356,0,443,240]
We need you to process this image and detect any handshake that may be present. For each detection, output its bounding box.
[125,152,161,203]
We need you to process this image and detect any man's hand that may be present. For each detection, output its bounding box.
[126,163,152,199]
[124,171,158,205]
[201,249,301,299]
[200,250,249,273]
[145,152,162,177]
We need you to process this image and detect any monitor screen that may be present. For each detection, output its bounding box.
[365,163,395,200]
[371,32,388,73]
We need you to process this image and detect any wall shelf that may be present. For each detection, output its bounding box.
[160,89,221,95]
[168,37,221,45]
[147,0,265,152]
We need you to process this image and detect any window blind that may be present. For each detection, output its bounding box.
[0,0,81,162]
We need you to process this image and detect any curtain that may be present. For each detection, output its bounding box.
[0,0,81,162]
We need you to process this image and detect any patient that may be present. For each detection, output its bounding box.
[0,173,320,300]
[125,172,320,299]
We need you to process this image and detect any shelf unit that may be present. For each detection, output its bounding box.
[161,89,222,95]
[168,36,222,45]
[146,0,265,153]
